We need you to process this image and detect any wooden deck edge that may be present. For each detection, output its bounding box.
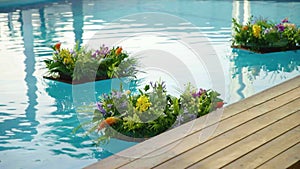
[288,160,300,169]
[120,91,300,168]
[185,121,300,169]
[84,75,300,169]
[150,106,300,169]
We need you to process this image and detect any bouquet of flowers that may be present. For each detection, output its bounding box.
[232,16,300,53]
[44,42,138,83]
[80,81,223,144]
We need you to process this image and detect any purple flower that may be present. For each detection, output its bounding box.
[99,44,110,56]
[192,88,206,98]
[276,24,285,32]
[107,104,113,108]
[264,28,271,34]
[182,108,197,122]
[281,18,289,23]
[150,81,153,87]
[186,113,197,121]
[161,81,166,90]
[112,91,122,99]
[119,101,127,109]
[69,49,76,57]
[103,93,109,99]
[96,102,106,116]
[176,114,184,124]
[183,108,189,114]
[150,81,157,88]
[200,88,206,94]
[92,49,100,58]
[192,92,200,98]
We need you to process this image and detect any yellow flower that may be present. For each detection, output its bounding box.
[60,49,74,65]
[63,58,69,64]
[136,95,151,112]
[252,24,261,38]
[63,57,73,65]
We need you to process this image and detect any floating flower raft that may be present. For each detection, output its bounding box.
[79,81,224,143]
[44,43,138,84]
[231,17,300,53]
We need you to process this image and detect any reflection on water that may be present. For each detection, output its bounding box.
[43,79,138,159]
[23,9,39,141]
[228,49,300,103]
[42,80,113,159]
[231,50,300,80]
[0,0,299,168]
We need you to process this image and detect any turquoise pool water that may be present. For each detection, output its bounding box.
[0,0,300,168]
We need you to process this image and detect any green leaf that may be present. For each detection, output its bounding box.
[144,85,150,91]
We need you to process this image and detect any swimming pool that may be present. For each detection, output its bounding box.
[0,0,299,168]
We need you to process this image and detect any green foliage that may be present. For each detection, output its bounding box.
[78,81,224,144]
[232,16,300,51]
[44,43,138,81]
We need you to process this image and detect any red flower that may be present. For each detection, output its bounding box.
[97,117,118,131]
[115,47,122,55]
[54,42,61,51]
[216,101,224,109]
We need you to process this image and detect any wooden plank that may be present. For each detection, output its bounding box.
[211,87,300,137]
[222,126,300,169]
[84,76,300,169]
[188,124,300,169]
[120,96,300,169]
[158,112,300,169]
[256,143,300,169]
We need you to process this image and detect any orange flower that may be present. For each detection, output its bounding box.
[97,117,118,131]
[115,47,122,55]
[54,42,61,51]
[242,25,248,31]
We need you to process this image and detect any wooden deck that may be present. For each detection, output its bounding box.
[85,75,300,169]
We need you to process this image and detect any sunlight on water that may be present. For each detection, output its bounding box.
[0,0,299,168]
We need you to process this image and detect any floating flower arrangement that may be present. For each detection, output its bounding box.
[231,16,300,53]
[44,42,138,84]
[78,81,223,143]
